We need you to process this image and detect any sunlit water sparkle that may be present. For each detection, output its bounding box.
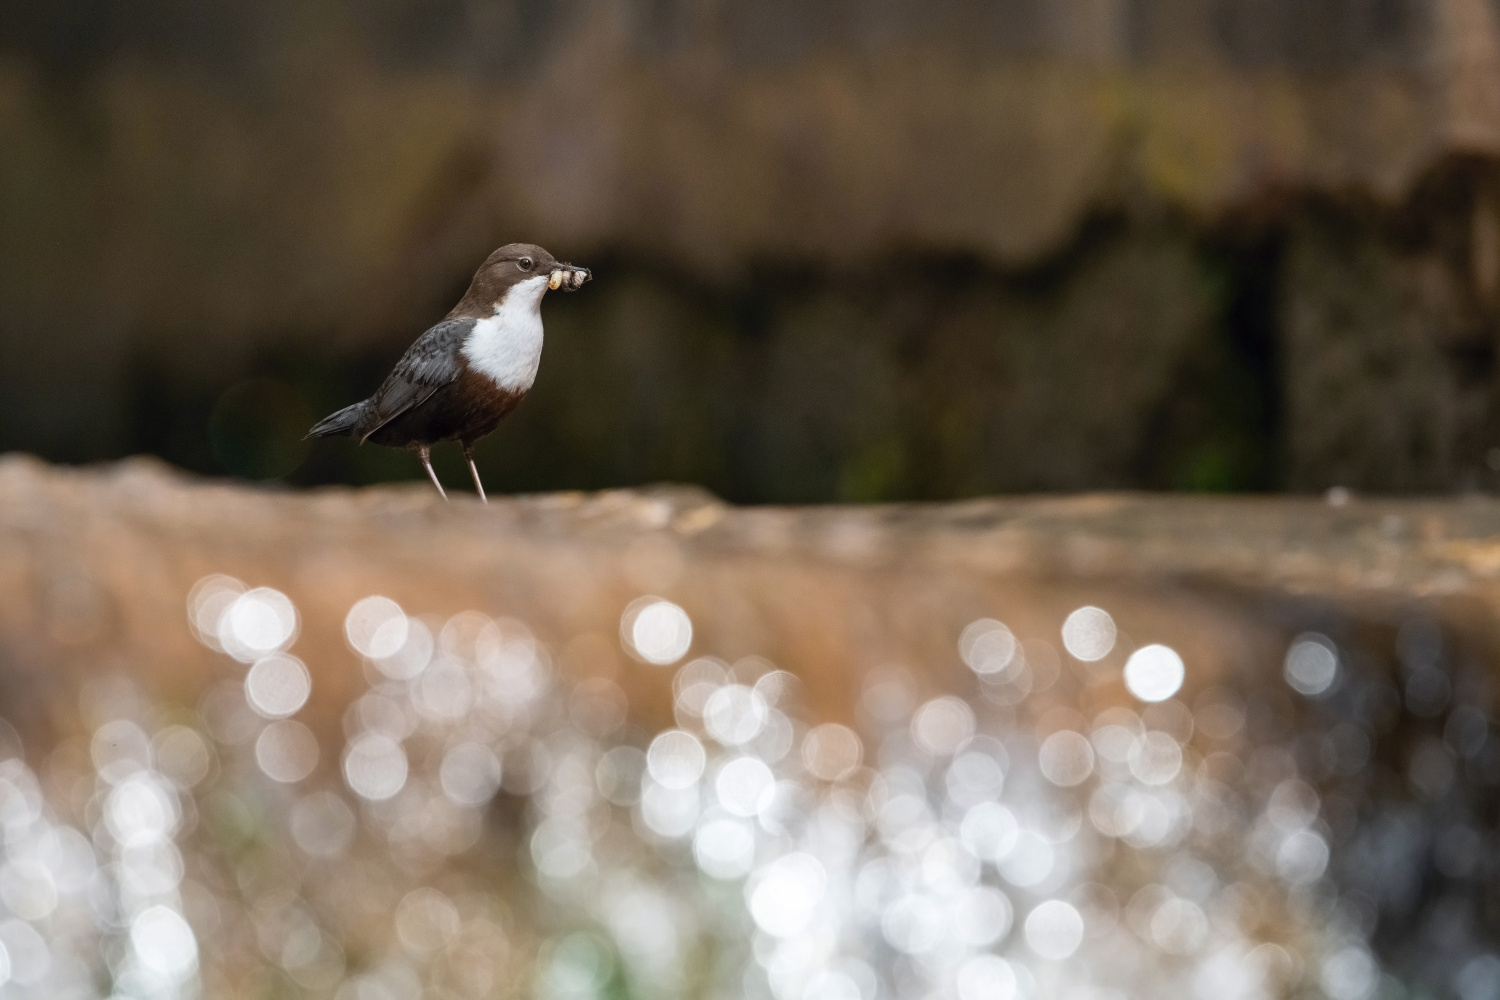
[0,577,1484,999]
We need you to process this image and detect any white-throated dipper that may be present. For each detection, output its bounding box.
[307,243,590,500]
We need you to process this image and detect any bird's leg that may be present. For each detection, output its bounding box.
[463,443,488,503]
[417,445,448,501]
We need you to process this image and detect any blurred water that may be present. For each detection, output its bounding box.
[0,578,1492,998]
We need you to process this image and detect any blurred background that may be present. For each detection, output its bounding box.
[10,4,1500,1000]
[8,0,1500,498]
[8,470,1500,1000]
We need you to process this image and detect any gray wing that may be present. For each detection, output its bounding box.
[359,318,475,441]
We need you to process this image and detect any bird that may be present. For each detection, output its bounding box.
[307,243,590,501]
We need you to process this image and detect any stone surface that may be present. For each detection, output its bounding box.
[6,2,1500,494]
[10,457,1497,1000]
[7,0,1500,300]
[3,455,1499,750]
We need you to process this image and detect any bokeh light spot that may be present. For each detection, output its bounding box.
[92,719,152,784]
[1129,732,1184,786]
[647,730,706,790]
[1285,634,1338,697]
[1124,645,1186,702]
[153,725,212,788]
[343,733,408,801]
[219,587,298,663]
[345,596,409,659]
[953,886,1013,946]
[255,721,319,783]
[1039,730,1095,787]
[1276,830,1330,885]
[957,955,1017,1000]
[960,619,1019,676]
[802,724,863,781]
[749,853,826,937]
[1025,900,1084,960]
[130,905,198,981]
[1062,607,1116,661]
[440,743,503,806]
[622,598,693,665]
[694,819,756,880]
[1320,946,1378,1000]
[244,653,312,718]
[715,756,775,816]
[911,697,975,756]
[703,685,767,746]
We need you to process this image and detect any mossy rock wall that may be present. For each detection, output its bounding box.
[4,0,1500,495]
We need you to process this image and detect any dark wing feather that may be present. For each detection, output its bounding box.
[358,318,475,442]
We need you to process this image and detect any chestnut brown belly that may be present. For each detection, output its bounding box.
[367,371,525,448]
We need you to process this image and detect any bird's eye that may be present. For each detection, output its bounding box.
[518,257,533,271]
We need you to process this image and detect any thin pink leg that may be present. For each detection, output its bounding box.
[463,445,488,503]
[418,445,447,500]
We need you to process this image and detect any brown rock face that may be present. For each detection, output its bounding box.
[3,454,1498,735]
[3,459,1500,993]
[7,2,1500,493]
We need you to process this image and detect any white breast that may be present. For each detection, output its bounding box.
[461,274,550,392]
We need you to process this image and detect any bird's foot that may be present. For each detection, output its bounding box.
[464,446,488,503]
[418,445,448,501]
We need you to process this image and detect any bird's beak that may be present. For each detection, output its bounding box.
[549,265,591,291]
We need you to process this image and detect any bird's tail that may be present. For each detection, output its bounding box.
[305,400,369,440]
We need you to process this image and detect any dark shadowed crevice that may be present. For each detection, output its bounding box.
[102,161,1500,502]
[1134,223,1285,492]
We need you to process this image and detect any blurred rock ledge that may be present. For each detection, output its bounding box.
[3,454,1498,744]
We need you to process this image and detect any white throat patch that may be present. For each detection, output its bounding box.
[461,275,549,392]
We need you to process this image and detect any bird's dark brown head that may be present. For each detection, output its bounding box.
[449,243,591,318]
